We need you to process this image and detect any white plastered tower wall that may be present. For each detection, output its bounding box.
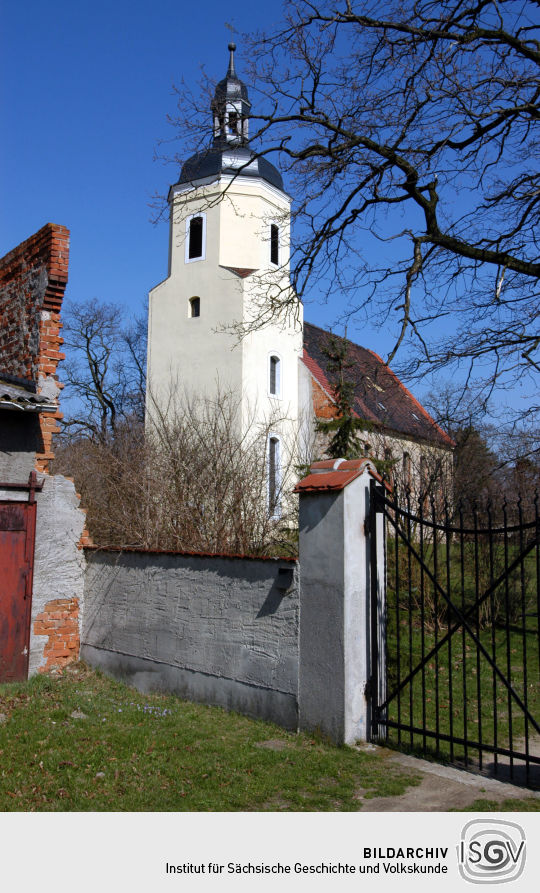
[147,179,242,417]
[146,172,303,487]
[146,43,304,513]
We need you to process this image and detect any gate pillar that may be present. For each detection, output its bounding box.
[295,459,385,745]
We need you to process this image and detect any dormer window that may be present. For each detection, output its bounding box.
[270,224,279,266]
[269,354,281,397]
[185,213,206,263]
[189,297,200,318]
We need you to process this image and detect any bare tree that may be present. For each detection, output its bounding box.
[168,1,540,418]
[60,300,147,442]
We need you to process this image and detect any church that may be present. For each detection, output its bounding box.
[146,45,453,512]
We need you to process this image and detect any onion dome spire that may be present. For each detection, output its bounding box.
[177,43,284,192]
[211,43,251,147]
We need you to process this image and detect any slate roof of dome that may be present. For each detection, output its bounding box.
[177,147,284,192]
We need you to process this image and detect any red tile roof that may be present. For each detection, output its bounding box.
[294,458,390,493]
[302,321,454,449]
[294,468,365,492]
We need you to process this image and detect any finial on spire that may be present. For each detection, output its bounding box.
[211,43,250,147]
[227,42,236,76]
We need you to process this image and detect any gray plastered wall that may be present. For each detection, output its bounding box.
[28,474,87,674]
[82,550,299,729]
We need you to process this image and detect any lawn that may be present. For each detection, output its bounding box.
[0,663,419,812]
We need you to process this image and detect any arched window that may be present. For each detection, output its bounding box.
[270,224,279,265]
[269,354,281,397]
[268,435,281,517]
[189,297,200,318]
[403,452,411,489]
[185,213,206,263]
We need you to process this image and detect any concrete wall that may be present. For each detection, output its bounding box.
[82,549,299,729]
[296,461,384,745]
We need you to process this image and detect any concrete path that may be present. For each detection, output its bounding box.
[354,745,540,812]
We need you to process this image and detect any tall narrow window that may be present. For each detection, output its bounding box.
[270,224,279,265]
[403,452,411,489]
[189,297,200,318]
[420,454,429,511]
[269,354,281,397]
[186,214,205,262]
[268,435,280,516]
[384,447,394,485]
[228,111,238,134]
[188,216,203,259]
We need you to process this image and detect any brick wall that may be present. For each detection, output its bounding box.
[0,223,68,381]
[312,376,336,420]
[0,223,69,475]
[33,598,80,672]
[1,224,90,675]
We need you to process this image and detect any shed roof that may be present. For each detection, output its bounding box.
[0,378,56,413]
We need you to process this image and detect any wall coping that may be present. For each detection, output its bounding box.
[294,458,386,493]
[83,544,298,563]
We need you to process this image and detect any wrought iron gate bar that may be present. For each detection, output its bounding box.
[383,720,540,765]
[369,487,540,788]
[376,504,540,734]
[373,489,539,536]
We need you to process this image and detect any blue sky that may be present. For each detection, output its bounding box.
[2,0,418,369]
[3,0,531,426]
[1,0,353,335]
[0,3,247,304]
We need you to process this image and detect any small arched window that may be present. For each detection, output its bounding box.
[186,213,206,262]
[268,435,281,517]
[269,354,281,397]
[189,297,200,318]
[270,224,279,265]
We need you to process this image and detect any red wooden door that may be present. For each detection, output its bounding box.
[0,501,36,682]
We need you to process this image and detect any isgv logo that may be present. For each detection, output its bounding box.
[458,820,526,884]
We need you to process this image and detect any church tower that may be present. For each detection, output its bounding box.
[146,45,303,514]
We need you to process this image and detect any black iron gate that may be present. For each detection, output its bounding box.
[369,480,540,788]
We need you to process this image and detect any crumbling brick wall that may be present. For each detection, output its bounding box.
[0,223,68,474]
[0,224,89,675]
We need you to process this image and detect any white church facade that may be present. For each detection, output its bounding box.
[146,45,453,512]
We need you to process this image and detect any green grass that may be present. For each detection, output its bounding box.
[0,663,419,812]
[457,798,540,812]
[384,625,539,760]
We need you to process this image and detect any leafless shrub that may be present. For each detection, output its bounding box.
[53,390,299,556]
